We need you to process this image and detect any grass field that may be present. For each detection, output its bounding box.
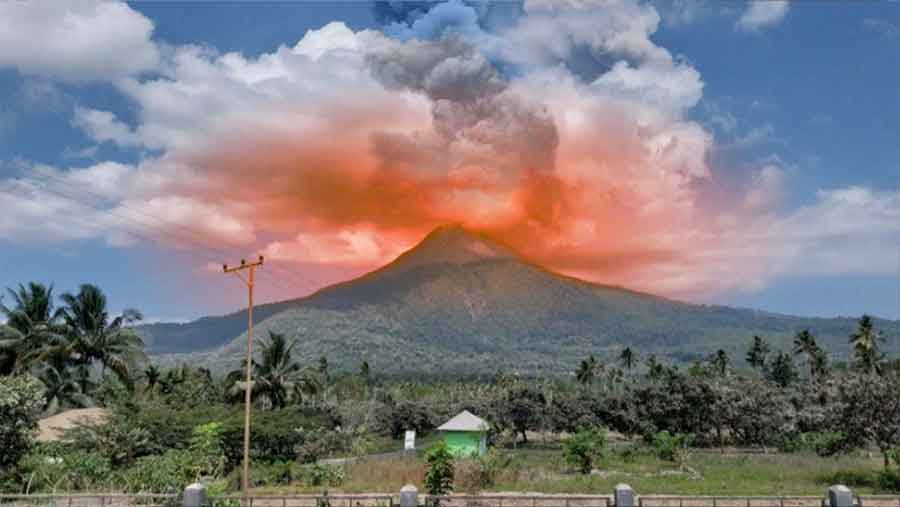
[255,449,888,496]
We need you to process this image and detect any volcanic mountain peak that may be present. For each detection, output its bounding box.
[387,224,516,270]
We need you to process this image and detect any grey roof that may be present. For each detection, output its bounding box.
[437,410,489,432]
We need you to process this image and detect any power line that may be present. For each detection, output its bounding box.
[23,170,323,291]
[19,182,302,297]
[23,174,325,295]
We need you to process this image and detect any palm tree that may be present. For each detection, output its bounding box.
[143,365,161,396]
[228,332,319,409]
[37,364,92,415]
[0,282,65,374]
[58,284,146,386]
[746,335,770,372]
[709,349,730,376]
[360,360,370,384]
[646,354,665,380]
[619,347,636,372]
[576,354,598,386]
[792,329,822,379]
[850,314,884,374]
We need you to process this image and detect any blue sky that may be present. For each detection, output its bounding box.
[1,1,899,321]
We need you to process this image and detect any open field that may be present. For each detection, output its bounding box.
[254,450,889,496]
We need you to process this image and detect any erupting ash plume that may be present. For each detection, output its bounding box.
[25,0,897,300]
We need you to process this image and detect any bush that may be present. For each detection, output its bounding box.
[779,432,845,457]
[820,470,877,488]
[457,449,513,492]
[0,375,43,472]
[189,422,226,479]
[20,446,113,492]
[878,469,900,493]
[63,412,158,467]
[562,426,607,474]
[247,461,295,487]
[295,427,351,464]
[424,441,455,498]
[116,449,195,493]
[303,463,345,487]
[651,430,694,468]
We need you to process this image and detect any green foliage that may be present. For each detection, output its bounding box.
[226,332,320,410]
[304,463,345,487]
[0,374,44,472]
[294,427,352,464]
[878,469,900,493]
[820,470,878,488]
[562,426,607,474]
[850,315,884,375]
[188,422,226,479]
[651,431,694,468]
[779,432,845,456]
[379,401,434,439]
[767,351,798,388]
[20,445,113,492]
[457,449,514,492]
[424,440,455,497]
[116,449,196,493]
[63,412,158,467]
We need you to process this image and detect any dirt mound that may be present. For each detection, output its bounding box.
[37,408,109,442]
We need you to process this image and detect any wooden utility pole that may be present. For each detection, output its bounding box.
[223,255,264,494]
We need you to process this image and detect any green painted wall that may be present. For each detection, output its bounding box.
[443,431,485,457]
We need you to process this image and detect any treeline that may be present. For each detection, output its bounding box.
[2,281,900,494]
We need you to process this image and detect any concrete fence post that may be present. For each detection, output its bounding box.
[828,485,853,507]
[614,484,635,507]
[184,483,208,507]
[400,484,418,507]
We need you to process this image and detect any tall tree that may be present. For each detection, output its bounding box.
[792,329,822,379]
[58,284,146,386]
[37,365,92,415]
[228,332,318,409]
[619,347,636,372]
[767,351,798,388]
[143,365,161,396]
[745,335,770,372]
[360,360,370,384]
[646,354,665,381]
[709,349,730,377]
[576,354,598,386]
[849,315,884,375]
[0,283,64,374]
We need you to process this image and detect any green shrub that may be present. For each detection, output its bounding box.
[0,375,43,472]
[562,426,607,474]
[303,463,345,487]
[250,461,295,487]
[779,432,845,457]
[878,469,900,493]
[116,449,195,493]
[457,449,514,492]
[424,441,455,498]
[189,422,226,479]
[651,430,694,467]
[820,470,877,488]
[294,427,352,464]
[21,446,113,492]
[63,412,158,467]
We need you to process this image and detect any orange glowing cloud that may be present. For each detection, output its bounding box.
[65,10,763,297]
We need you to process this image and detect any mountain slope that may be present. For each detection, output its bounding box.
[145,225,900,375]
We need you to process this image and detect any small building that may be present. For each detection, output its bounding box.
[437,410,489,457]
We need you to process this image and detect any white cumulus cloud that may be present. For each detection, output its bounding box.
[0,0,159,82]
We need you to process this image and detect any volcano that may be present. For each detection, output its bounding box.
[139,225,900,375]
